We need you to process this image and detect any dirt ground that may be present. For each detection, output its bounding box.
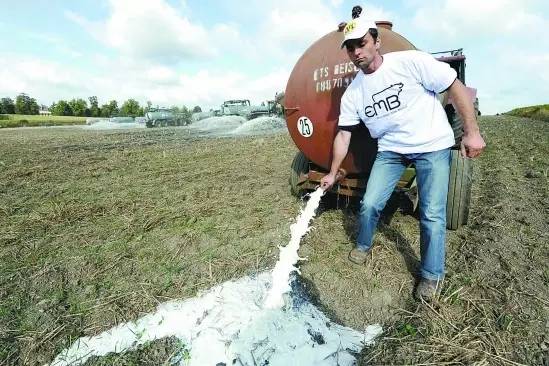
[0,115,547,365]
[306,116,548,365]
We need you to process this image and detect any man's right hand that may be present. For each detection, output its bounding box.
[320,130,352,192]
[320,173,336,191]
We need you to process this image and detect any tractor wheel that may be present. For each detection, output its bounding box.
[446,100,480,147]
[474,97,481,116]
[446,149,472,230]
[290,151,309,196]
[449,108,464,147]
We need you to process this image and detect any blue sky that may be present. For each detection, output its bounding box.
[1,0,548,114]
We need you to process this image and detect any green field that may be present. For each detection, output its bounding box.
[0,114,87,128]
[506,104,549,122]
[0,116,547,365]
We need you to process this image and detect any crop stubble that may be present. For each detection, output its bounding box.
[0,116,547,365]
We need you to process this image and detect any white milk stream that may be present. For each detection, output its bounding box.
[263,188,324,309]
[48,188,382,366]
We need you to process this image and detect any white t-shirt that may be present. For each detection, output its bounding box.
[338,50,457,153]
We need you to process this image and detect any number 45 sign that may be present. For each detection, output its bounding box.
[297,116,314,137]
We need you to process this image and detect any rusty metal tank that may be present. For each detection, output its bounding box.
[284,21,415,174]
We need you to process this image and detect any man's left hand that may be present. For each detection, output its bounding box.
[460,131,486,158]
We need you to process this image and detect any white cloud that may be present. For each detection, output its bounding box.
[64,10,101,39]
[104,0,213,61]
[358,4,396,22]
[63,0,368,74]
[412,0,546,38]
[252,1,396,61]
[244,69,291,99]
[259,0,338,53]
[144,65,177,84]
[0,56,83,100]
[267,8,333,45]
[404,0,549,113]
[65,0,243,63]
[17,0,549,116]
[3,0,297,109]
[178,0,191,14]
[479,48,549,112]
[25,32,82,58]
[0,53,289,110]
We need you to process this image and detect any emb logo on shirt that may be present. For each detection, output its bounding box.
[364,83,404,118]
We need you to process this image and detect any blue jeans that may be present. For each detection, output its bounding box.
[357,148,451,280]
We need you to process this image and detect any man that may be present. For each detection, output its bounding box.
[319,15,486,301]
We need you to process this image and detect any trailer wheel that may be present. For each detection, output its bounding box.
[474,97,481,116]
[446,149,472,230]
[290,151,309,196]
[446,101,480,147]
[445,106,464,147]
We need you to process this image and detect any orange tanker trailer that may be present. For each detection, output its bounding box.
[284,12,478,230]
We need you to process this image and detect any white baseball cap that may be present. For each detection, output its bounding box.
[340,16,377,49]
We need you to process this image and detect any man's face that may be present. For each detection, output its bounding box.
[345,32,379,70]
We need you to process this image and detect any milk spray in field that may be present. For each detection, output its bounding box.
[264,187,325,309]
[49,187,383,366]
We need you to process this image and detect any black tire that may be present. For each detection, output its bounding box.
[446,100,480,147]
[290,151,309,196]
[474,97,481,116]
[445,106,464,147]
[446,149,472,230]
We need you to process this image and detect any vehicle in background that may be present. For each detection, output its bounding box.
[221,96,285,120]
[248,95,284,119]
[190,95,285,123]
[145,108,189,128]
[219,100,251,117]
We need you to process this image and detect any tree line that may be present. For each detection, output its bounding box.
[0,93,202,118]
[0,94,39,115]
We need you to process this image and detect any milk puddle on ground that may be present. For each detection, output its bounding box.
[49,188,382,366]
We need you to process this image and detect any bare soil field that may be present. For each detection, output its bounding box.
[0,115,547,365]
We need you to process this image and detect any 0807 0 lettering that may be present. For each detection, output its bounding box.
[315,77,353,93]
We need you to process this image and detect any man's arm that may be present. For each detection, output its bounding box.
[447,79,486,158]
[320,130,352,190]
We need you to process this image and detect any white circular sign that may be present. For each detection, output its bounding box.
[297,116,314,137]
